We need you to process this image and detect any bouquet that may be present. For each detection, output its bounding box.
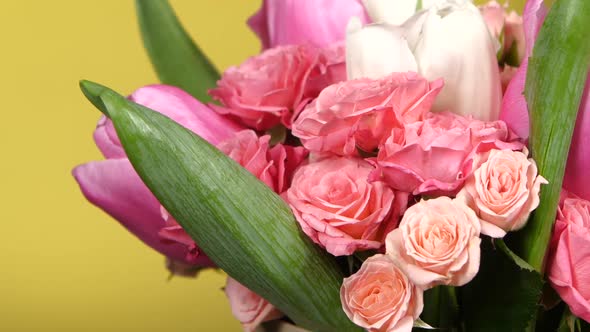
[73,0,590,331]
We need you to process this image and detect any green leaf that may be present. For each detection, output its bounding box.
[420,286,459,330]
[519,0,590,272]
[135,0,219,102]
[460,238,544,331]
[79,80,361,332]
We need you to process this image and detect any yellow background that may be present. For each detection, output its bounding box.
[0,1,524,331]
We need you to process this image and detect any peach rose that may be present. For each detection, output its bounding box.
[386,197,481,288]
[370,112,523,196]
[457,149,547,238]
[547,192,590,323]
[217,130,308,194]
[292,72,442,156]
[210,45,317,130]
[225,277,283,332]
[287,157,408,256]
[340,254,423,332]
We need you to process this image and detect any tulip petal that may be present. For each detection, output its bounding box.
[346,19,418,80]
[248,0,369,49]
[129,84,244,146]
[563,78,590,201]
[499,0,548,139]
[93,115,125,159]
[362,0,418,25]
[72,158,191,264]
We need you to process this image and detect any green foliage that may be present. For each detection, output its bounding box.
[136,0,219,102]
[79,80,361,332]
[520,0,590,271]
[460,239,544,331]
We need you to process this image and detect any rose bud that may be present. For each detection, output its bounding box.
[457,149,547,238]
[340,254,423,332]
[386,197,481,289]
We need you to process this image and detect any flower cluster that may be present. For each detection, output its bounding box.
[72,0,590,330]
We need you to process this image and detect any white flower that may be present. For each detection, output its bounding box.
[347,0,501,121]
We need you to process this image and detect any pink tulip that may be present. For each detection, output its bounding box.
[500,0,590,200]
[248,0,369,49]
[73,85,244,266]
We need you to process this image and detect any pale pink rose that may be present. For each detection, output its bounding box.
[217,130,308,194]
[225,277,283,332]
[287,157,408,256]
[386,197,481,288]
[370,112,523,196]
[292,72,443,156]
[547,193,590,323]
[340,254,423,332]
[248,0,369,49]
[457,149,547,238]
[210,45,317,130]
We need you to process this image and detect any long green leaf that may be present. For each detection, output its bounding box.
[79,80,360,332]
[460,239,544,331]
[136,0,219,102]
[519,0,590,272]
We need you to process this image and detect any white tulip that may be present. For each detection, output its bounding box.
[345,0,501,121]
[414,1,501,120]
[346,17,417,80]
[362,0,419,25]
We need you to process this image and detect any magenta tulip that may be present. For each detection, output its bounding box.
[73,85,244,266]
[248,0,369,49]
[500,0,590,200]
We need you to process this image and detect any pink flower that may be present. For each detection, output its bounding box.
[340,254,423,332]
[480,1,525,64]
[248,0,369,49]
[499,0,590,201]
[457,149,547,238]
[225,277,283,332]
[370,112,523,196]
[73,85,243,266]
[547,193,590,323]
[303,42,348,103]
[210,45,318,130]
[386,197,481,288]
[292,72,443,156]
[217,130,308,194]
[499,0,547,139]
[286,157,408,256]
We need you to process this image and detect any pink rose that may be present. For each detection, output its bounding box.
[302,43,347,103]
[340,254,423,332]
[386,197,481,288]
[225,277,283,332]
[248,0,369,49]
[457,149,547,238]
[73,85,243,267]
[547,193,590,323]
[370,111,523,196]
[217,130,308,194]
[287,157,408,256]
[210,45,317,130]
[292,72,443,156]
